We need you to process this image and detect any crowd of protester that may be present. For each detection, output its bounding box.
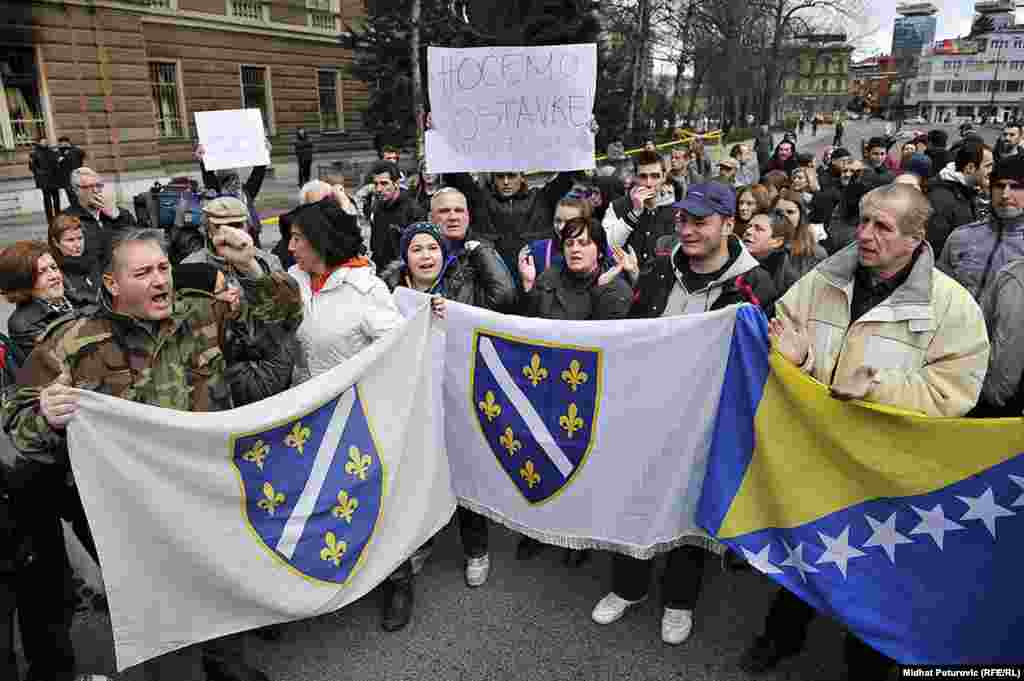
[2,116,1022,681]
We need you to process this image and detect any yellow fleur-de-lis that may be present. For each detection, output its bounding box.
[478,390,502,422]
[520,460,541,489]
[522,353,548,387]
[560,359,589,392]
[332,489,359,524]
[499,426,522,457]
[242,439,270,470]
[559,403,584,439]
[285,421,311,455]
[344,445,372,481]
[320,531,347,567]
[257,481,285,516]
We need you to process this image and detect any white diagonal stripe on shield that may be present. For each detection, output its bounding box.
[276,387,356,560]
[479,337,574,478]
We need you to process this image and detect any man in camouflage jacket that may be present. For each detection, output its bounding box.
[3,226,301,681]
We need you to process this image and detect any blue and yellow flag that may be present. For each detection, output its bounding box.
[699,305,1024,664]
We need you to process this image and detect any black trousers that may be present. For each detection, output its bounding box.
[40,187,62,224]
[298,158,312,187]
[0,500,77,681]
[611,545,707,610]
[833,132,844,147]
[763,587,894,679]
[457,507,488,558]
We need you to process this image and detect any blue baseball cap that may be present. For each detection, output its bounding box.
[673,182,736,218]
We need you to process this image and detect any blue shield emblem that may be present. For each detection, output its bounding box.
[470,330,602,504]
[231,385,384,584]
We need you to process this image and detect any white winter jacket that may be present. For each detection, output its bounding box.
[289,264,402,382]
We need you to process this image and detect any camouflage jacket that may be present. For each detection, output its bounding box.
[3,271,302,471]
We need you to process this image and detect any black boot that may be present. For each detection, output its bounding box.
[380,577,414,632]
[516,536,546,560]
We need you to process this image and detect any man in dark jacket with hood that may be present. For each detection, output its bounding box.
[925,129,952,177]
[927,141,992,256]
[445,169,575,277]
[366,160,425,270]
[593,182,776,645]
[293,128,314,188]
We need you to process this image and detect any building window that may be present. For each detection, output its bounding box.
[933,80,948,93]
[149,62,184,138]
[149,0,176,8]
[987,80,1002,92]
[0,48,47,150]
[968,80,984,93]
[956,105,974,117]
[307,0,338,31]
[950,80,965,93]
[317,69,342,131]
[916,80,928,94]
[229,0,267,21]
[241,65,272,133]
[1008,80,1022,93]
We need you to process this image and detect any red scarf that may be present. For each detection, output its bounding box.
[310,257,371,294]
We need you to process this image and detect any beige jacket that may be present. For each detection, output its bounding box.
[777,242,989,417]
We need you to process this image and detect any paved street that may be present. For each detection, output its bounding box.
[8,118,1001,679]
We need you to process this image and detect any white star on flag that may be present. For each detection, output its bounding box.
[1009,475,1024,507]
[909,504,964,550]
[742,544,782,575]
[780,540,819,582]
[956,487,1015,539]
[815,526,866,579]
[863,512,913,563]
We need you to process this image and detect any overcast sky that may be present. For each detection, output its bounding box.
[856,0,980,56]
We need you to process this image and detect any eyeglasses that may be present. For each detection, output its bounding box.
[80,182,104,190]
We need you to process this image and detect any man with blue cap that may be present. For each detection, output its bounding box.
[590,183,776,645]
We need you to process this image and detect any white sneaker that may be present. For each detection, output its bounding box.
[661,607,693,645]
[591,592,647,625]
[465,554,490,587]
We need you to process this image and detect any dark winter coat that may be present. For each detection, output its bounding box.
[54,145,85,188]
[607,196,676,277]
[29,144,58,189]
[445,172,576,275]
[7,298,76,362]
[521,263,632,321]
[294,136,314,163]
[380,241,517,313]
[758,244,827,297]
[368,190,425,270]
[926,179,978,257]
[57,254,100,308]
[61,202,137,266]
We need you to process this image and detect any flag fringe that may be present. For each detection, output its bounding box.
[456,498,726,559]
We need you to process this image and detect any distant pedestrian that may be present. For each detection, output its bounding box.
[811,116,819,137]
[29,138,61,223]
[294,128,314,188]
[54,136,85,207]
[832,118,844,147]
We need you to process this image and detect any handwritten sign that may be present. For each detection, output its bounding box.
[425,44,597,174]
[194,109,270,172]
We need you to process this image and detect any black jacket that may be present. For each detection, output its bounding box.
[632,237,777,319]
[368,190,425,270]
[29,144,58,189]
[380,242,517,313]
[521,264,632,321]
[54,145,85,188]
[446,172,575,274]
[811,171,868,253]
[757,245,826,297]
[294,136,314,162]
[61,202,136,266]
[58,254,100,308]
[7,298,76,362]
[926,179,978,257]
[609,196,676,278]
[925,147,953,177]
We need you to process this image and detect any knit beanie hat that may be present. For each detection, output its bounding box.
[907,153,933,179]
[399,222,449,266]
[830,147,851,162]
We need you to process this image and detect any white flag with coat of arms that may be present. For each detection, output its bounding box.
[65,303,454,670]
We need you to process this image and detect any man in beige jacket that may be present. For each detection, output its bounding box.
[739,182,990,680]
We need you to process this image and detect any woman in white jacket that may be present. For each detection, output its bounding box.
[286,198,402,382]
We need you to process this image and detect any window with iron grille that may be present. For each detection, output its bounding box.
[307,0,337,31]
[1007,80,1022,93]
[149,0,174,8]
[317,70,341,131]
[968,80,984,93]
[0,48,47,150]
[950,80,965,93]
[230,0,265,21]
[241,66,271,133]
[933,80,948,93]
[150,62,184,138]
[956,105,974,117]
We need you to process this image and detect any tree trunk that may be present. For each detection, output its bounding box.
[759,2,786,125]
[686,65,706,122]
[626,0,650,134]
[410,0,424,159]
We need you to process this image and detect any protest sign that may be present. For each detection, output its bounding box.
[425,44,597,173]
[194,108,270,171]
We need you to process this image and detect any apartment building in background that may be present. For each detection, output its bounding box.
[1,0,371,217]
